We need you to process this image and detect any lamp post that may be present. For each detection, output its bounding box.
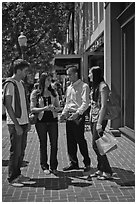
[18,32,27,59]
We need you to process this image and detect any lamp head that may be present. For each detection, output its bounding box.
[18,32,27,47]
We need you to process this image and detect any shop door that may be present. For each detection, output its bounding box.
[122,19,135,130]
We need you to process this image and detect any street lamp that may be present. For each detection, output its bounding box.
[18,32,27,59]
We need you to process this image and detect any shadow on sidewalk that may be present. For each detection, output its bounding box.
[111,167,135,187]
[23,176,92,190]
[22,169,93,189]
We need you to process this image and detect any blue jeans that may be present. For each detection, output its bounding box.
[7,124,28,183]
[90,120,112,174]
[35,122,58,170]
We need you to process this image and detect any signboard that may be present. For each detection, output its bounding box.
[54,54,81,75]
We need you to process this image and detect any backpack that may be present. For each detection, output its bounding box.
[98,82,121,120]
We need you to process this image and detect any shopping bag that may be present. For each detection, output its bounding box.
[96,131,118,155]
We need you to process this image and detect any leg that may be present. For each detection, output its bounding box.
[91,121,112,174]
[19,124,28,166]
[48,122,58,170]
[66,120,78,166]
[8,124,22,183]
[35,122,49,169]
[75,117,91,167]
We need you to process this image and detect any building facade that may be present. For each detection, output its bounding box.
[65,2,135,139]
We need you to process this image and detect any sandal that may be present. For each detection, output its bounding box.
[90,170,103,177]
[97,172,112,180]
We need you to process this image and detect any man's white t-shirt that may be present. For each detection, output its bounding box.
[5,80,29,125]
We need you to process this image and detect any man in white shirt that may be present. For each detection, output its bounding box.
[60,65,91,172]
[4,59,34,187]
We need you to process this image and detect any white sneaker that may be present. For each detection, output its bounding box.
[18,174,36,184]
[43,169,50,175]
[10,177,24,187]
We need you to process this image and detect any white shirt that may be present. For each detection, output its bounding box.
[62,79,90,115]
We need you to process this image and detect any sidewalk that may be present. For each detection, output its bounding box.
[2,121,135,202]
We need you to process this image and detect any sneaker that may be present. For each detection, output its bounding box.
[97,172,112,180]
[43,169,51,175]
[90,170,103,177]
[18,174,30,182]
[10,177,24,187]
[21,180,36,185]
[18,174,36,184]
[63,165,79,171]
[84,165,91,172]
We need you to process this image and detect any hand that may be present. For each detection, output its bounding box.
[59,114,67,123]
[44,105,51,111]
[48,104,55,111]
[96,123,103,136]
[15,124,23,136]
[27,123,31,132]
[68,112,79,121]
[53,107,63,113]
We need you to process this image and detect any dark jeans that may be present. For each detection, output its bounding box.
[7,124,28,183]
[66,116,91,167]
[90,120,112,174]
[35,122,58,170]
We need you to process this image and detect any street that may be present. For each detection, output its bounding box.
[2,120,135,202]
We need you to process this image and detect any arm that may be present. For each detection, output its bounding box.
[96,86,108,134]
[31,106,50,113]
[76,83,90,115]
[30,90,50,113]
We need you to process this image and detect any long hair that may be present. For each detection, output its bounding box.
[39,72,57,97]
[90,66,104,102]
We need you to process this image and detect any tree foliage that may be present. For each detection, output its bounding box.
[2,2,72,77]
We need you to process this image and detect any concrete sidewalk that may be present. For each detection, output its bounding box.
[2,121,135,202]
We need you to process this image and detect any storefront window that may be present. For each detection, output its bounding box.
[99,2,104,22]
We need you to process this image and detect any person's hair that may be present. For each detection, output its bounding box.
[89,66,104,102]
[13,59,30,74]
[67,65,80,78]
[39,72,57,97]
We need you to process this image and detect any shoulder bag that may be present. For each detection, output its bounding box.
[105,90,121,120]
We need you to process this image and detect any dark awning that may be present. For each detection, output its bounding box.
[54,54,81,68]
